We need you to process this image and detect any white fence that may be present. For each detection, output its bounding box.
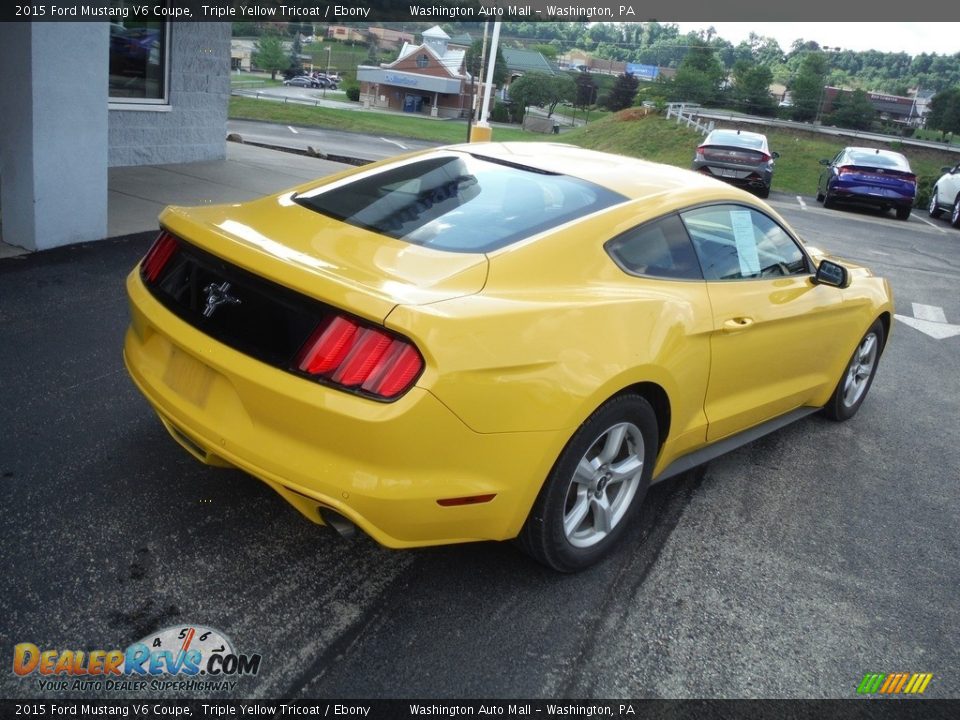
[665,103,714,135]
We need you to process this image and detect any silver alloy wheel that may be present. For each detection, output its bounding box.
[929,189,939,214]
[842,331,879,408]
[953,199,960,226]
[562,422,645,548]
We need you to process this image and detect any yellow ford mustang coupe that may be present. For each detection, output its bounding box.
[124,143,893,571]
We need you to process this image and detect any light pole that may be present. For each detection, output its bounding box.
[323,46,331,98]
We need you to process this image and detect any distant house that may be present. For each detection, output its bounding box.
[821,87,929,126]
[327,26,368,44]
[502,47,558,84]
[356,25,479,118]
[367,27,415,51]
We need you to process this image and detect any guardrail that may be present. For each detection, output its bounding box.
[677,106,960,155]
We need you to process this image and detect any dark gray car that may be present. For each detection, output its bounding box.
[692,129,778,198]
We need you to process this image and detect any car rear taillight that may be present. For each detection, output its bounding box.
[758,152,772,163]
[695,147,706,160]
[295,314,424,399]
[141,230,179,283]
[904,173,917,184]
[837,165,855,176]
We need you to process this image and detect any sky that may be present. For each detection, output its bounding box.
[673,22,959,57]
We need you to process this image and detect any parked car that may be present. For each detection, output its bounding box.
[283,76,319,89]
[817,147,917,220]
[125,143,893,572]
[927,162,960,227]
[692,129,779,198]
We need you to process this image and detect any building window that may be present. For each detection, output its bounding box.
[416,54,429,68]
[109,2,169,105]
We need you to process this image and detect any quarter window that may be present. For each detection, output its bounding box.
[681,205,809,281]
[605,215,703,280]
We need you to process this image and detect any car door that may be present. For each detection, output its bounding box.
[941,164,960,207]
[680,203,863,441]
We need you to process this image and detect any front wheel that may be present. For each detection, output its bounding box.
[929,187,944,218]
[822,319,885,422]
[518,395,658,572]
[952,194,960,228]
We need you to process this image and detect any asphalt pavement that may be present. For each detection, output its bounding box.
[1,142,958,702]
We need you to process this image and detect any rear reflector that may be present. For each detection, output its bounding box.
[296,314,424,399]
[141,231,179,283]
[437,494,497,507]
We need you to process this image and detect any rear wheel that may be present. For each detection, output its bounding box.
[757,185,770,199]
[823,191,836,209]
[518,395,657,572]
[822,319,884,422]
[929,187,944,218]
[816,190,825,202]
[952,194,960,228]
[896,206,912,221]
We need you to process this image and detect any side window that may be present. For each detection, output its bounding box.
[605,214,703,280]
[680,205,809,281]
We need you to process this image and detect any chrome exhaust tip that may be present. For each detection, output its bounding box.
[319,508,356,539]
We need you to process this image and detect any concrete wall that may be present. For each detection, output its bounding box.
[109,23,231,167]
[0,23,108,251]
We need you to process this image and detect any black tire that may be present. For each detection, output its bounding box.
[928,187,944,218]
[823,191,836,209]
[816,190,825,203]
[518,395,658,572]
[952,194,960,228]
[822,319,885,422]
[757,186,770,199]
[896,206,911,221]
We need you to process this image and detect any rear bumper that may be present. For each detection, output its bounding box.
[830,182,914,208]
[693,163,772,190]
[124,270,562,547]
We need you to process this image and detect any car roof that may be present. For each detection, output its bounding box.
[447,142,738,203]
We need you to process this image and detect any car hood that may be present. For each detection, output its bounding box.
[159,196,489,323]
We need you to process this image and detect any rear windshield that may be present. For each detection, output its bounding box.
[293,152,626,253]
[845,150,911,170]
[706,131,766,150]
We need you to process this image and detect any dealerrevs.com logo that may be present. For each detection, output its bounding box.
[13,625,262,693]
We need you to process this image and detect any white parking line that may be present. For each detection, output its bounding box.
[913,214,944,232]
[913,303,948,323]
[380,137,408,150]
[288,126,299,134]
[796,196,807,210]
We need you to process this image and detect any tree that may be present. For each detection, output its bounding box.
[670,44,725,105]
[827,89,876,130]
[252,35,287,80]
[790,51,828,122]
[730,61,775,116]
[508,71,574,119]
[604,72,640,111]
[927,88,960,134]
[465,38,507,88]
[574,71,598,110]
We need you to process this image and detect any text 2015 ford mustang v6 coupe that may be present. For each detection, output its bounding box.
[124,143,893,571]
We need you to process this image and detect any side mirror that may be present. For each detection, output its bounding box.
[818,159,831,166]
[814,259,848,288]
[941,166,953,174]
[771,151,781,160]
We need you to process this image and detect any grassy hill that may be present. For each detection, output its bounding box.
[228,99,959,202]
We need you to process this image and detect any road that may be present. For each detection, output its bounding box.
[1,170,958,701]
[228,118,443,162]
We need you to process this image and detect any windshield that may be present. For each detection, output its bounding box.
[294,152,626,253]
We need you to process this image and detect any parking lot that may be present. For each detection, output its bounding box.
[1,182,957,700]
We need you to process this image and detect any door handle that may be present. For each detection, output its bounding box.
[722,317,754,332]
